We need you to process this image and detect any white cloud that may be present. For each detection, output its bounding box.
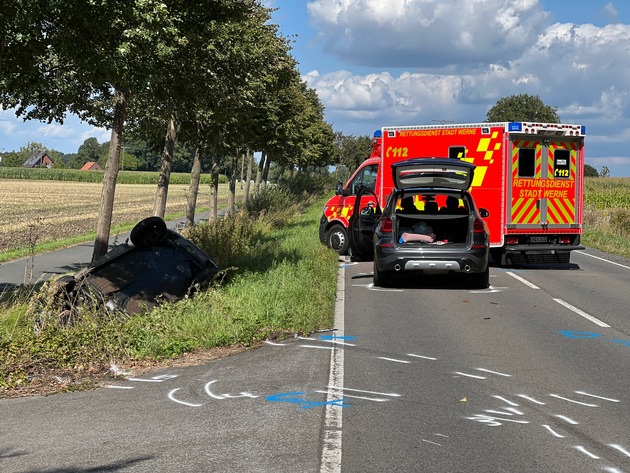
[603,2,619,23]
[37,123,75,138]
[307,0,549,69]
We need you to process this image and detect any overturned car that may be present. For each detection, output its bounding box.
[37,217,219,324]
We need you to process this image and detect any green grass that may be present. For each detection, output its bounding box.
[0,197,339,393]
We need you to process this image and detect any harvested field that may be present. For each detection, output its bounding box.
[0,179,238,253]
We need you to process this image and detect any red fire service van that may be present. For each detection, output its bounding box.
[319,121,586,265]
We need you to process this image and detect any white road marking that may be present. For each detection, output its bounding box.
[553,298,611,328]
[367,283,404,292]
[609,444,630,458]
[168,388,203,407]
[506,271,540,289]
[315,391,390,402]
[326,386,400,397]
[575,391,620,403]
[554,415,579,425]
[106,385,134,390]
[422,439,443,447]
[320,259,346,473]
[300,345,334,350]
[476,368,512,377]
[378,357,411,364]
[407,353,438,360]
[517,394,546,405]
[542,425,565,438]
[454,372,486,379]
[550,393,598,407]
[265,341,288,346]
[325,340,356,347]
[574,445,599,459]
[576,250,630,270]
[492,395,520,406]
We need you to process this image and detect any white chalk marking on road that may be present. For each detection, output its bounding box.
[454,371,486,379]
[517,394,546,405]
[320,259,346,473]
[326,340,356,347]
[126,378,165,383]
[407,353,438,360]
[603,467,623,473]
[300,345,334,350]
[467,414,529,425]
[367,283,404,292]
[168,388,203,407]
[327,386,400,397]
[506,271,540,289]
[106,385,134,390]
[555,415,579,425]
[204,380,226,400]
[574,445,600,459]
[553,298,610,328]
[297,336,317,341]
[434,433,450,438]
[422,439,443,447]
[485,409,515,416]
[492,395,520,406]
[575,391,620,403]
[576,250,630,270]
[316,390,389,402]
[503,407,525,415]
[265,341,288,346]
[378,357,411,364]
[549,393,598,407]
[476,368,512,377]
[609,444,630,458]
[542,425,565,438]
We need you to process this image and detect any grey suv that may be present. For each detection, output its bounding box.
[349,158,490,288]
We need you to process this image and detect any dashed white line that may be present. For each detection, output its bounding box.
[476,368,512,377]
[454,372,486,379]
[506,271,540,289]
[553,298,610,328]
[106,385,134,390]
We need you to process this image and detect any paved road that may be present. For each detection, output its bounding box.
[2,245,630,472]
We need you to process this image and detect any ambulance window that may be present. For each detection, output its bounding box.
[518,148,536,177]
[449,146,466,159]
[350,164,378,194]
[553,149,571,179]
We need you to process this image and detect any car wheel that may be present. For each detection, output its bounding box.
[469,266,490,289]
[130,216,167,249]
[325,224,349,255]
[373,261,391,287]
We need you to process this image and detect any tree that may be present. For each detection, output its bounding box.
[584,164,599,177]
[486,94,560,123]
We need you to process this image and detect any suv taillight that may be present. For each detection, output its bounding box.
[377,217,393,234]
[472,218,487,249]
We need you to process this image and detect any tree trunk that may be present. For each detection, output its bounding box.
[240,151,245,189]
[244,149,253,204]
[228,152,238,215]
[210,161,219,220]
[262,153,272,186]
[255,151,266,192]
[185,144,202,228]
[92,89,128,262]
[153,110,177,218]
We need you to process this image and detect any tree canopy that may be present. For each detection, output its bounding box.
[486,94,560,123]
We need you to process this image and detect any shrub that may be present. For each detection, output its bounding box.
[610,208,630,237]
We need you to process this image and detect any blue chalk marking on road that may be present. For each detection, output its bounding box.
[558,330,600,339]
[320,335,357,341]
[609,339,630,347]
[266,392,350,409]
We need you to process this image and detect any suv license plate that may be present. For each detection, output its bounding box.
[530,236,548,243]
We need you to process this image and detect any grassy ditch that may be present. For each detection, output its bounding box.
[0,189,339,396]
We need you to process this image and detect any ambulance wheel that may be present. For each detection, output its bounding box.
[325,224,349,255]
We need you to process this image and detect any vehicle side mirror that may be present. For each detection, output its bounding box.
[479,208,489,218]
[335,180,344,195]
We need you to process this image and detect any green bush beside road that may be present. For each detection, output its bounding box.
[0,186,339,395]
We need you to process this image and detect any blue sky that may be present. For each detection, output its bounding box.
[2,0,630,176]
